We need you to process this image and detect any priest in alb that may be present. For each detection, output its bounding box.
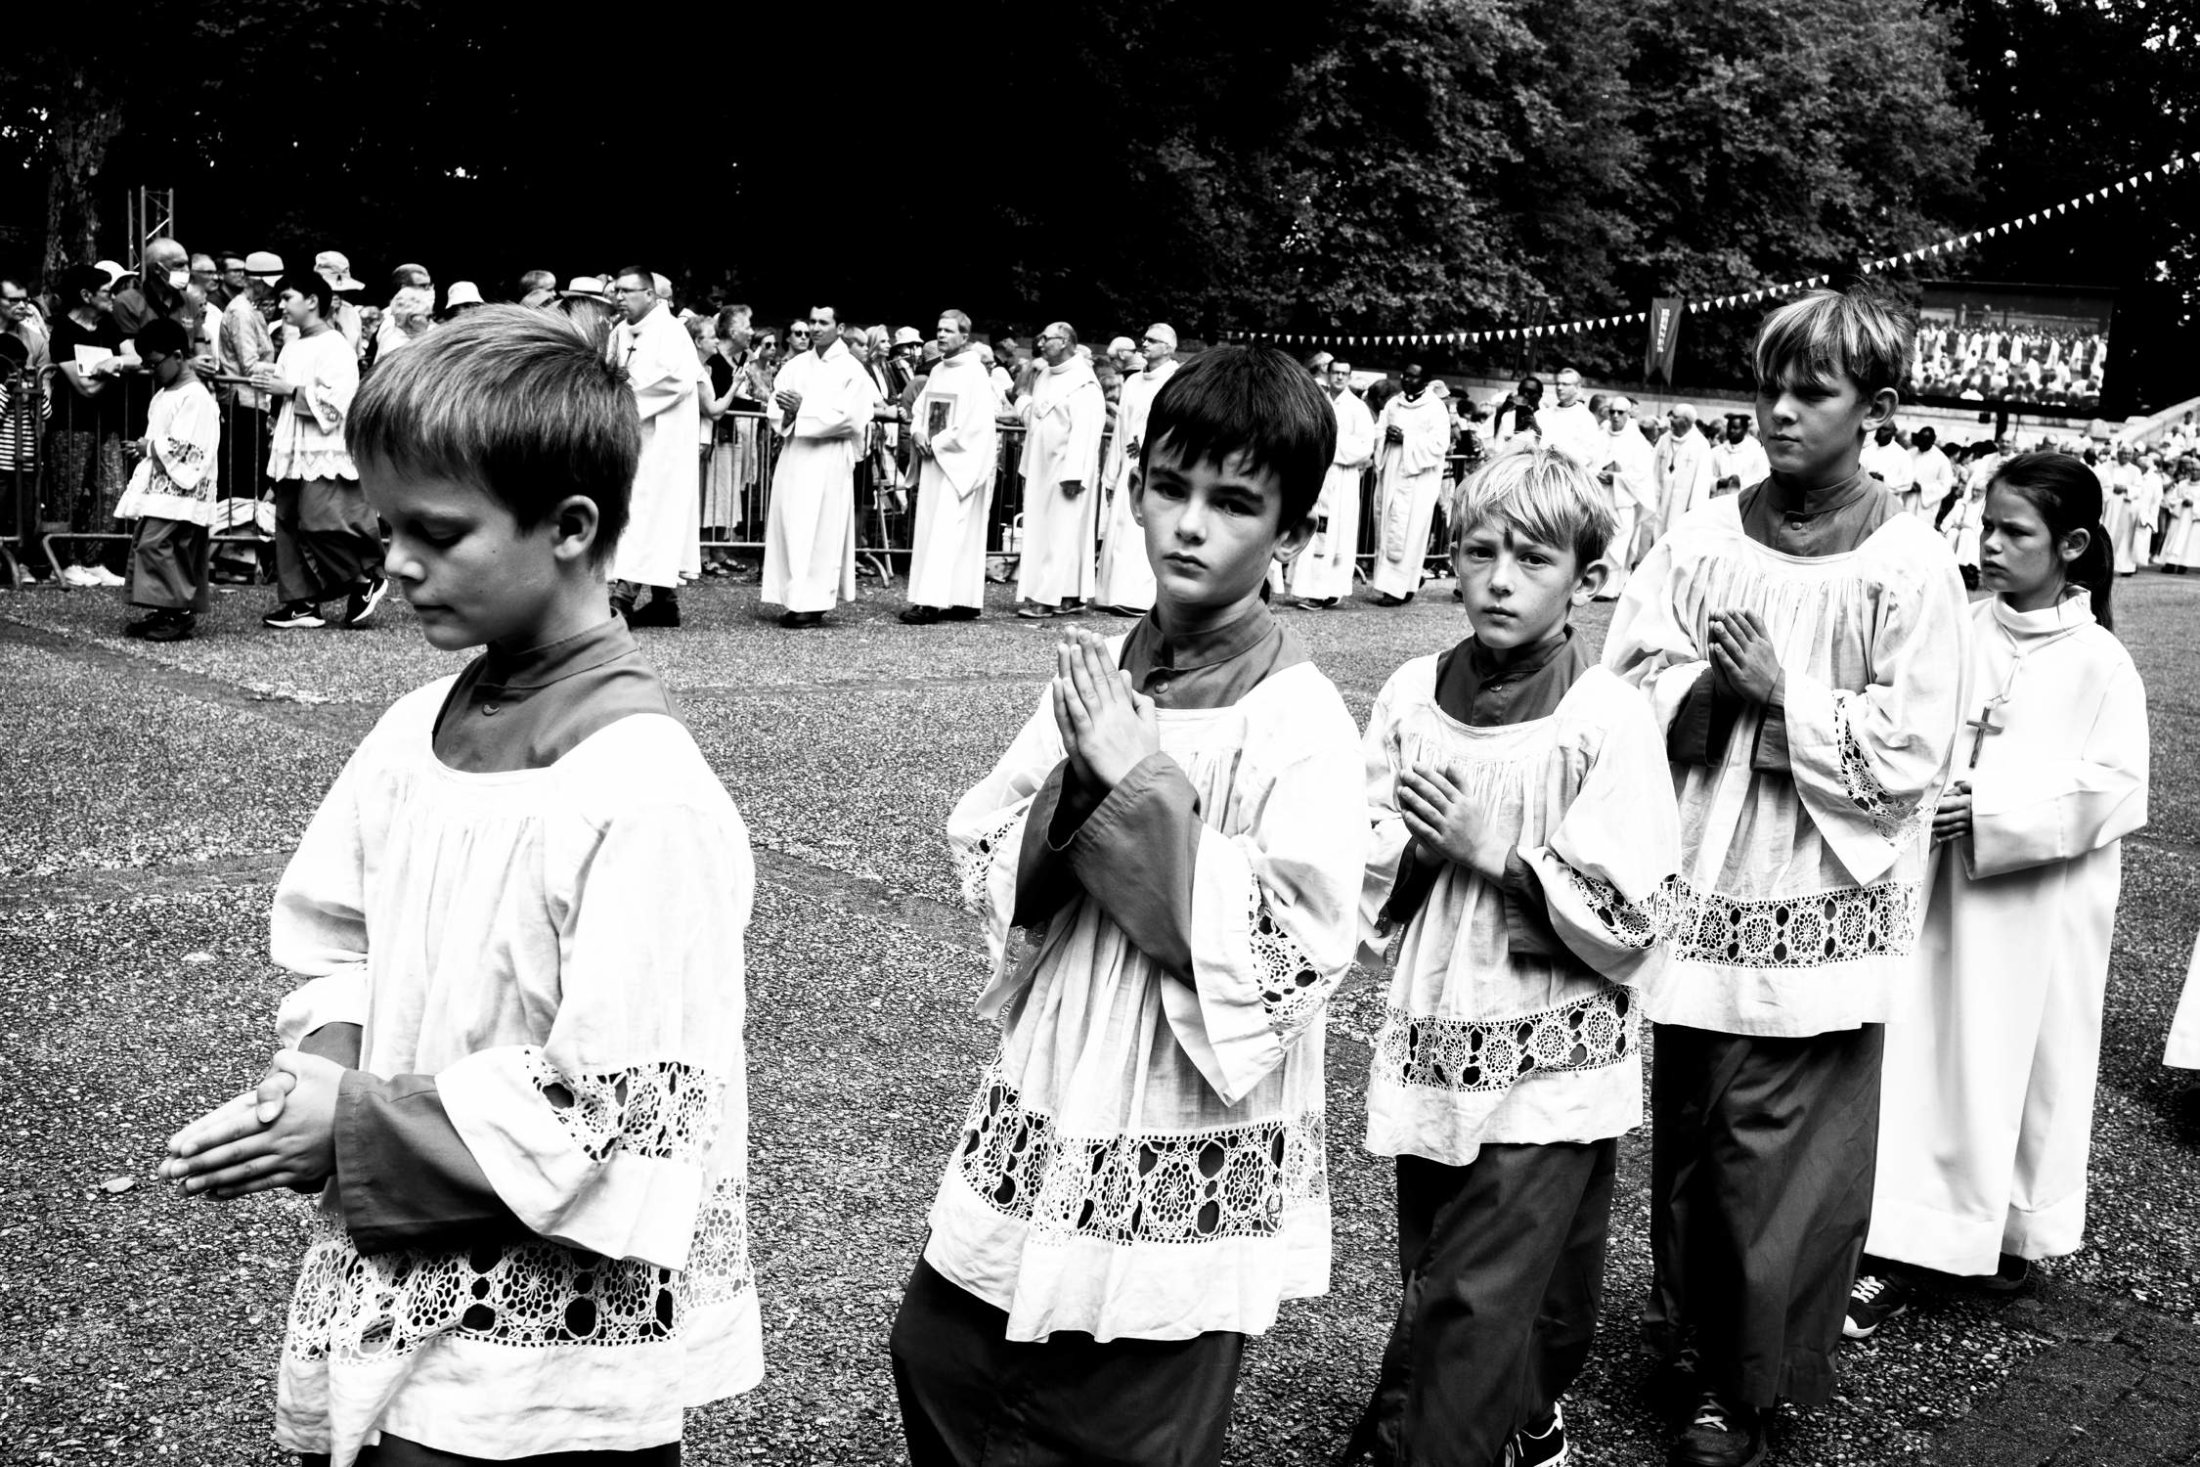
[1369,363,1452,604]
[1092,323,1178,616]
[608,266,706,628]
[1591,394,1657,599]
[898,310,999,625]
[1654,404,1714,536]
[765,305,879,629]
[1288,355,1374,608]
[1012,323,1104,619]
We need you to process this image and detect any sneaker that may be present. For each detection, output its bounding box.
[1014,602,1056,619]
[261,601,326,629]
[1983,1253,2033,1292]
[1844,1273,1912,1340]
[1512,1400,1569,1467]
[61,564,100,588]
[344,574,391,628]
[1671,1393,1765,1467]
[88,564,126,587]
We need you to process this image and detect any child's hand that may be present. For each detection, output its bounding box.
[1932,780,1974,846]
[1051,630,1158,791]
[1399,763,1488,872]
[157,1051,342,1199]
[1708,609,1783,706]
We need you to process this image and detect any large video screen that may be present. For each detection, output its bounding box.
[1907,282,2114,417]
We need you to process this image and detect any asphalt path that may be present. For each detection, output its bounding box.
[1,567,2195,1465]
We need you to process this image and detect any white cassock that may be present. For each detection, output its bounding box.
[1654,431,1713,535]
[1706,436,1770,498]
[904,349,999,613]
[2170,934,2200,1069]
[1289,387,1376,603]
[1538,401,1602,466]
[1590,423,1656,597]
[609,303,705,590]
[1868,595,2147,1274]
[764,338,874,613]
[2100,465,2136,572]
[1370,390,1451,598]
[1910,446,1956,519]
[1016,358,1105,606]
[2122,469,2161,571]
[2159,484,2200,568]
[1860,439,1913,500]
[1093,358,1178,611]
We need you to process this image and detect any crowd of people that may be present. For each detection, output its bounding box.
[1906,318,2110,412]
[107,271,2200,1467]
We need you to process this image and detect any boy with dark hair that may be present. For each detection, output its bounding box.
[1603,289,1967,1467]
[160,306,762,1466]
[892,345,1367,1466]
[116,318,221,640]
[1347,440,1680,1467]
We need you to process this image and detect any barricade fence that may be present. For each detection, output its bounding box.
[0,365,1468,593]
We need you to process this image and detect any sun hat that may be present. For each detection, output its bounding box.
[313,250,366,292]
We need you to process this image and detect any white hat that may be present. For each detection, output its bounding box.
[443,281,484,309]
[559,276,610,300]
[314,250,366,292]
[93,260,129,286]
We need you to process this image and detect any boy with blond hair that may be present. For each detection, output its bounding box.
[1347,441,1680,1467]
[1604,290,1967,1467]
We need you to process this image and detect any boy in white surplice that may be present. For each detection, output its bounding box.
[893,346,1366,1467]
[160,308,761,1467]
[1347,442,1680,1467]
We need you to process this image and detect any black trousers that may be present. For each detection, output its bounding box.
[302,1437,677,1466]
[128,515,212,612]
[1648,1022,1884,1408]
[273,479,381,604]
[1355,1140,1618,1467]
[890,1255,1244,1467]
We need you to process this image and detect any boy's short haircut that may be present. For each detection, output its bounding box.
[280,272,336,320]
[1451,438,1617,570]
[1753,288,1914,400]
[1141,344,1336,525]
[348,305,641,563]
[134,318,191,358]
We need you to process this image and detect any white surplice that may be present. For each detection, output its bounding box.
[1909,446,1957,519]
[763,338,874,613]
[609,303,706,590]
[1016,357,1105,606]
[1094,358,1178,611]
[1708,436,1771,498]
[115,376,222,525]
[904,350,999,612]
[1370,390,1451,598]
[1859,439,1913,498]
[1537,401,1602,467]
[2159,482,2200,567]
[1869,595,2147,1273]
[1289,387,1376,603]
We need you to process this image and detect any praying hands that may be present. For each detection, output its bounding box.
[157,1050,344,1199]
[1398,762,1492,874]
[1708,609,1784,705]
[1051,630,1159,791]
[1932,780,1974,846]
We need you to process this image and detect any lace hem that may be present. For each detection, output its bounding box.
[284,1176,750,1365]
[952,1065,1326,1245]
[1833,694,1925,843]
[1664,877,1922,969]
[526,1056,727,1163]
[1249,887,1329,1040]
[956,807,1025,916]
[1373,987,1634,1093]
[1560,867,1666,950]
[267,444,358,482]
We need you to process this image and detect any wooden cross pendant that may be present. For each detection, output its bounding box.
[1965,701,2006,765]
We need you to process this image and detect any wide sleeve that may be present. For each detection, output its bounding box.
[1335,396,1376,470]
[1357,673,1425,964]
[1781,548,1971,885]
[1398,406,1449,475]
[627,337,695,424]
[150,388,220,493]
[791,360,867,440]
[433,797,750,1271]
[1600,533,1711,734]
[1966,656,2148,878]
[333,1072,528,1256]
[948,686,1068,976]
[1515,688,1682,982]
[1063,382,1104,483]
[271,746,375,1048]
[298,341,357,433]
[1162,712,1367,1106]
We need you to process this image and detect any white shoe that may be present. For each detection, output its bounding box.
[89,565,125,587]
[60,565,98,587]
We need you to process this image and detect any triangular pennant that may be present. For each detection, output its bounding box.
[2145,170,2155,182]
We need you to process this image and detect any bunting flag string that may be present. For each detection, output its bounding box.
[1235,148,2198,352]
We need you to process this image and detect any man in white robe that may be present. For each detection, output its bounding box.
[1707,413,1772,498]
[1288,356,1375,608]
[1653,404,1714,538]
[1590,394,1656,599]
[765,305,876,628]
[1093,323,1179,615]
[899,310,999,624]
[1538,365,1602,465]
[1013,321,1104,618]
[1859,421,1913,503]
[1909,427,1956,519]
[1370,363,1451,604]
[608,267,705,627]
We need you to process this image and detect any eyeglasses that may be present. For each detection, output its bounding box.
[1140,335,1166,345]
[616,284,653,297]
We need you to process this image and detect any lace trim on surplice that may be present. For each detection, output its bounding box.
[1372,985,1635,1094]
[525,1056,726,1164]
[1664,876,1922,968]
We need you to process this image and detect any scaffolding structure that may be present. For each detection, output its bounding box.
[124,187,177,270]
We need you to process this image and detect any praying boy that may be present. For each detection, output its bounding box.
[892,346,1367,1466]
[159,308,761,1466]
[1603,290,1967,1467]
[1348,441,1679,1467]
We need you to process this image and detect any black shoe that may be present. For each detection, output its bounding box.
[627,595,681,628]
[1843,1272,1913,1339]
[778,610,825,628]
[1982,1252,2033,1293]
[261,601,325,629]
[1375,593,1407,607]
[141,610,196,643]
[1671,1393,1765,1467]
[898,605,943,625]
[123,612,163,639]
[941,605,982,621]
[344,573,391,628]
[1513,1401,1569,1467]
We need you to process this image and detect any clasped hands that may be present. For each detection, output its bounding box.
[1707,608,1783,706]
[1932,779,1973,846]
[1051,630,1159,793]
[156,1049,343,1200]
[1398,762,1494,873]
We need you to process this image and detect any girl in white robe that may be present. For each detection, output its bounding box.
[1861,452,2147,1316]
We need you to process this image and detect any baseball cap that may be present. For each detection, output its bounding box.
[313,251,366,292]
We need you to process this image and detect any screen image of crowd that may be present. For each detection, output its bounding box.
[1905,286,2114,414]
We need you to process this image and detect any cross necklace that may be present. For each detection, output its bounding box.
[1966,612,2086,768]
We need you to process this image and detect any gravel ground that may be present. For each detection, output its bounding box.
[2,569,2196,1465]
